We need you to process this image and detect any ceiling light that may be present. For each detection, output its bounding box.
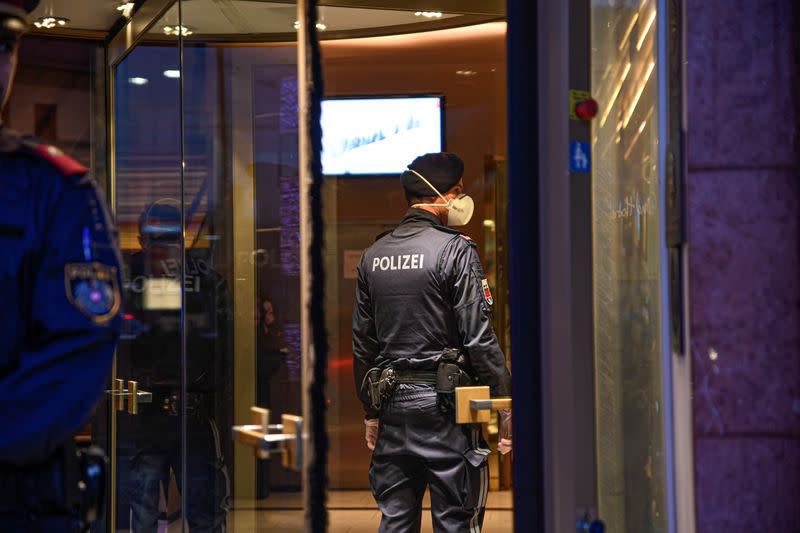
[128,77,149,86]
[116,1,135,18]
[163,70,180,79]
[456,70,477,77]
[293,20,327,31]
[415,11,443,18]
[163,25,193,37]
[33,16,69,29]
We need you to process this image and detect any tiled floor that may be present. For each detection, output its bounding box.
[142,491,514,532]
[239,489,513,510]
[228,490,513,532]
[229,509,513,532]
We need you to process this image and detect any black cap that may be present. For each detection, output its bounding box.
[139,201,181,241]
[400,152,464,198]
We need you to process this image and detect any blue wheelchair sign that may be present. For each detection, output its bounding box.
[570,141,591,173]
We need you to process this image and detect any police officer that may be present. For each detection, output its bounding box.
[353,153,512,532]
[0,1,122,531]
[121,201,230,532]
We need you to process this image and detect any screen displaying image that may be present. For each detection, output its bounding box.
[321,96,443,175]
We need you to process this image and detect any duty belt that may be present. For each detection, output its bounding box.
[362,368,440,412]
[393,370,438,385]
[146,389,210,416]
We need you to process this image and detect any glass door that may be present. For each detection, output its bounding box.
[591,1,668,531]
[111,29,186,533]
[107,2,304,531]
[177,2,304,527]
[525,0,674,531]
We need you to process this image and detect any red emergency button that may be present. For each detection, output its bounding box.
[575,98,599,121]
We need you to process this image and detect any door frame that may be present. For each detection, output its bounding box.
[104,2,180,529]
[508,1,695,532]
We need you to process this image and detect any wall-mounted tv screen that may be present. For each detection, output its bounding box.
[321,96,444,176]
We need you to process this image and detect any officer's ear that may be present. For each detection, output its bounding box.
[444,180,464,199]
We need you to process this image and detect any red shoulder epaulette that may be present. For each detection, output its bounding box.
[32,143,87,176]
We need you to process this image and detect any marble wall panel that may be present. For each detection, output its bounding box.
[694,437,800,532]
[687,0,798,168]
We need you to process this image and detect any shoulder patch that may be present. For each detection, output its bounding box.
[64,262,121,324]
[481,278,494,306]
[32,144,87,177]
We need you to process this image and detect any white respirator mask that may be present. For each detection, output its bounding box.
[407,168,474,227]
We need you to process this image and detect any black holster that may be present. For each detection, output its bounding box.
[436,348,476,412]
[77,445,108,528]
[0,442,107,533]
[362,367,398,412]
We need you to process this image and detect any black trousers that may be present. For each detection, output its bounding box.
[128,413,230,533]
[369,384,490,533]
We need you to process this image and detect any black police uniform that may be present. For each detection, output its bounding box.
[0,128,122,530]
[120,242,231,532]
[353,207,511,533]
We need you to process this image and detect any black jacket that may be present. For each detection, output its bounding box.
[352,208,511,418]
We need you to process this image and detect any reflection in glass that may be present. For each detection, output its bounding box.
[114,43,194,531]
[591,1,667,532]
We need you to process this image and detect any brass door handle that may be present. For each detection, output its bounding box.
[106,379,152,414]
[232,406,303,471]
[455,386,512,424]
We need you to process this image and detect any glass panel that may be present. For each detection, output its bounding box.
[320,10,512,532]
[177,1,302,530]
[591,1,667,531]
[112,27,183,533]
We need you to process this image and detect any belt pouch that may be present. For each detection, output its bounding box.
[436,362,462,394]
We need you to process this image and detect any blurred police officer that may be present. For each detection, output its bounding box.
[0,1,122,531]
[353,153,512,532]
[121,201,230,532]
